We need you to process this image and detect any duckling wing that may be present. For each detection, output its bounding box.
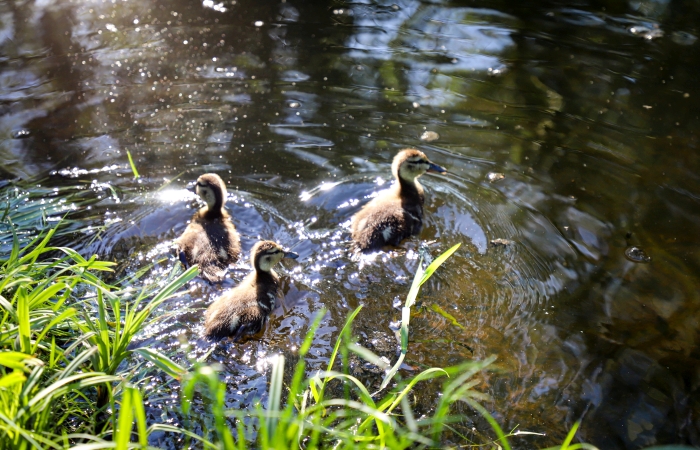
[203,283,266,340]
[351,200,413,251]
[203,218,241,265]
[176,219,240,283]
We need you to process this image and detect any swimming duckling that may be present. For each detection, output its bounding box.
[351,149,446,251]
[176,173,241,283]
[204,240,298,341]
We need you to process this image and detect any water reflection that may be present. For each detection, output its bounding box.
[2,0,700,447]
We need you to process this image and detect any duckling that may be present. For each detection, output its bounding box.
[204,240,298,341]
[351,149,446,251]
[176,173,241,283]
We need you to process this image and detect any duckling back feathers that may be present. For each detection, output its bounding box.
[203,240,298,341]
[351,149,446,251]
[176,173,241,283]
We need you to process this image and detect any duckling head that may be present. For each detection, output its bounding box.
[392,149,447,183]
[195,173,227,211]
[252,240,299,273]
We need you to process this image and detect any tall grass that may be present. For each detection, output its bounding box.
[0,219,196,448]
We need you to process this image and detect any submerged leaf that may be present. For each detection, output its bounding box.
[429,303,466,330]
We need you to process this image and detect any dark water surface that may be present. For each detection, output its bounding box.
[2,0,700,447]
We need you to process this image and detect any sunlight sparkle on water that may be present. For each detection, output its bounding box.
[157,188,197,204]
[300,181,340,202]
[51,164,121,178]
[202,0,227,13]
[256,353,282,373]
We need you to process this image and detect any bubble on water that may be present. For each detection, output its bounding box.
[12,129,31,139]
[625,246,651,263]
[420,130,439,142]
[487,172,505,182]
[629,25,663,40]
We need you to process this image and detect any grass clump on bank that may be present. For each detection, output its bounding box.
[0,219,197,448]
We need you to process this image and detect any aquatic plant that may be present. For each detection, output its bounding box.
[126,150,140,179]
[0,220,196,448]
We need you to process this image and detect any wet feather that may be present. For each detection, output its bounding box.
[351,149,446,251]
[176,173,241,283]
[204,240,298,341]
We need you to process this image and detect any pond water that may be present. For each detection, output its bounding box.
[2,0,699,447]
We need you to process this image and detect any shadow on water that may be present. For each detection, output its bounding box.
[1,0,700,447]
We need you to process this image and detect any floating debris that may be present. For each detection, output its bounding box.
[629,25,663,40]
[487,66,505,76]
[490,238,514,247]
[420,131,439,142]
[624,246,651,263]
[12,129,31,139]
[487,172,505,182]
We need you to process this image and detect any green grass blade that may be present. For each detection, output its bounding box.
[0,352,37,371]
[0,371,27,388]
[149,265,199,308]
[312,371,376,408]
[134,348,187,380]
[561,420,580,449]
[347,343,390,370]
[267,354,285,440]
[27,282,69,310]
[325,305,363,377]
[115,386,134,450]
[126,150,140,179]
[419,243,461,287]
[8,224,20,265]
[54,347,99,382]
[132,387,149,447]
[462,397,512,450]
[381,244,460,390]
[25,373,121,411]
[429,303,465,329]
[17,287,32,353]
[31,308,77,350]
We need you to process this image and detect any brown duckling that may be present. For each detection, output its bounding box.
[351,149,446,251]
[203,240,298,341]
[176,173,241,283]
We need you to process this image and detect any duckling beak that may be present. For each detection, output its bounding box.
[427,162,447,174]
[283,251,299,260]
[186,181,197,193]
